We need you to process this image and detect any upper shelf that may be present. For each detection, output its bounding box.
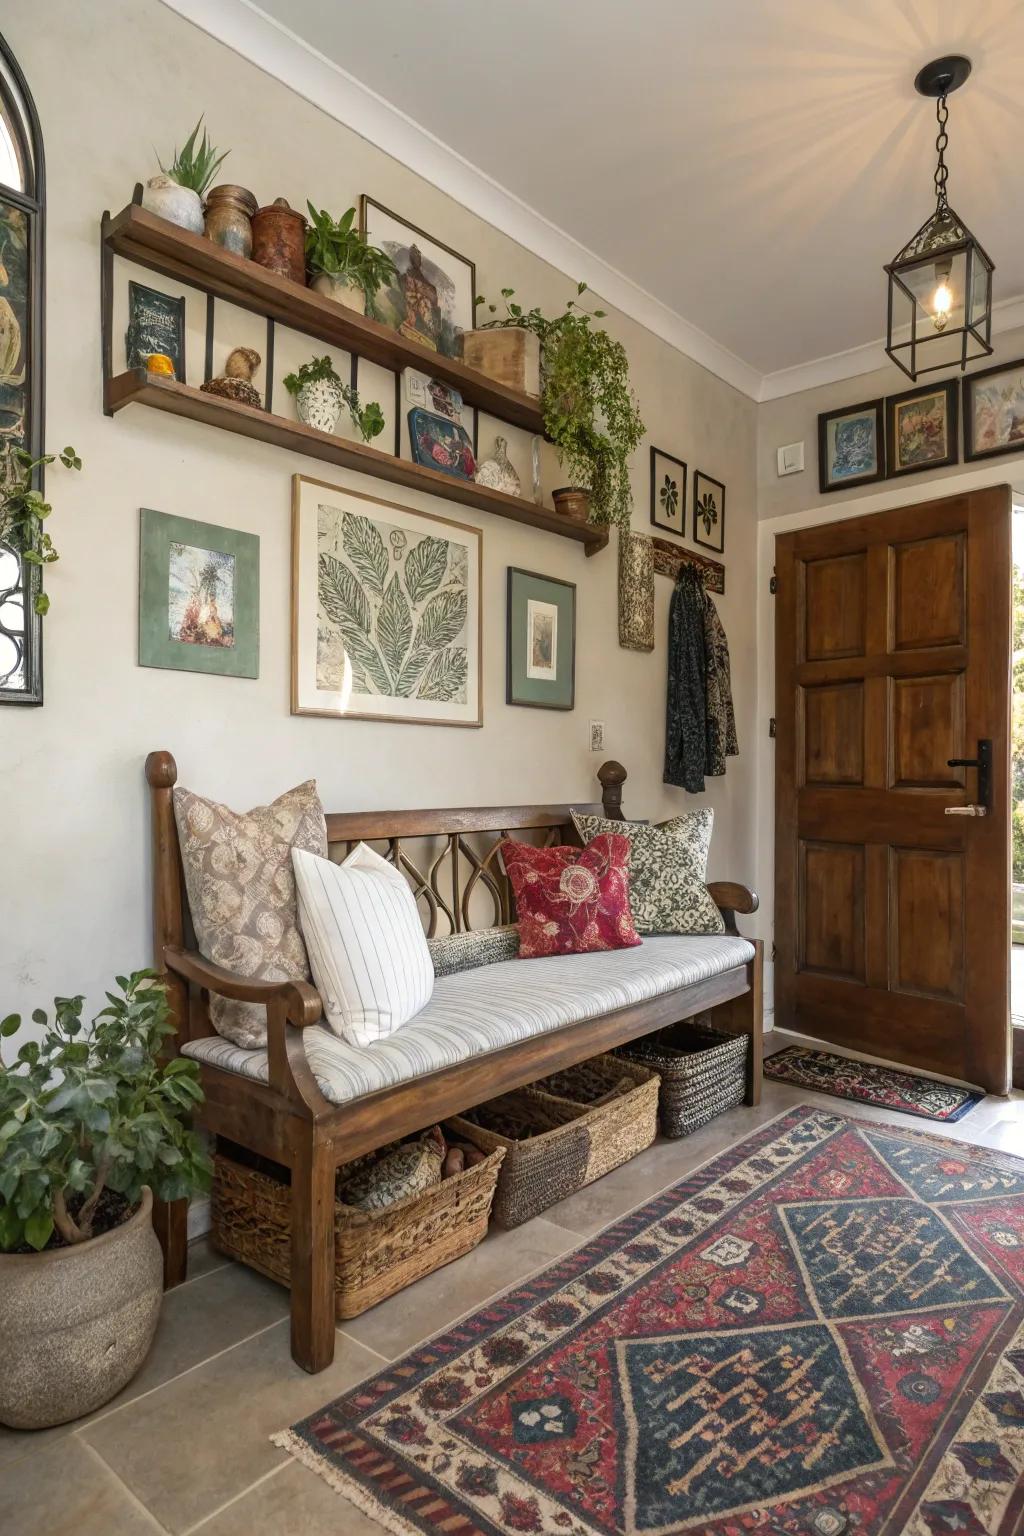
[101,202,546,434]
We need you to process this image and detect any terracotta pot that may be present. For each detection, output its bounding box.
[204,183,258,258]
[310,270,365,313]
[251,198,307,285]
[141,175,203,235]
[295,376,346,434]
[0,1188,163,1429]
[552,487,590,523]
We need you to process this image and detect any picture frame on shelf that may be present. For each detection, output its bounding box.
[407,407,476,480]
[292,474,482,727]
[692,469,726,553]
[649,446,687,536]
[126,281,186,380]
[963,357,1024,462]
[359,197,476,360]
[506,567,576,710]
[885,379,958,478]
[139,508,259,677]
[818,398,884,493]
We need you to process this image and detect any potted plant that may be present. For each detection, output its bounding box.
[142,117,229,234]
[0,443,82,616]
[473,284,644,526]
[283,355,385,441]
[304,203,397,315]
[0,972,211,1429]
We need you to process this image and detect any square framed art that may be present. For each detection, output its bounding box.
[506,567,576,710]
[692,470,725,553]
[650,446,687,536]
[359,197,476,360]
[963,357,1024,461]
[818,399,884,493]
[292,474,482,726]
[885,379,958,477]
[139,508,259,677]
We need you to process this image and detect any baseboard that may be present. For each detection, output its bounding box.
[187,1196,211,1242]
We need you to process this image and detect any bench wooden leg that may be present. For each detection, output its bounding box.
[290,1136,336,1374]
[711,939,764,1106]
[153,1196,189,1288]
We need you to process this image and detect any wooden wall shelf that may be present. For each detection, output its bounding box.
[650,536,725,593]
[105,370,609,556]
[102,203,545,434]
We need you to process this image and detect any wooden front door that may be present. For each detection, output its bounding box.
[774,487,1011,1094]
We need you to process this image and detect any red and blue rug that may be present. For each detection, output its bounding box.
[764,1044,983,1122]
[275,1106,1024,1536]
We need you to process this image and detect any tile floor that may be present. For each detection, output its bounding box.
[3,1032,1022,1536]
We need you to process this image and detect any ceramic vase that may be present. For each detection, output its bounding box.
[311,271,365,313]
[141,175,204,235]
[552,487,590,523]
[295,377,346,434]
[475,435,521,496]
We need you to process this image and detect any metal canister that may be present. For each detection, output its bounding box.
[204,184,258,259]
[250,197,306,284]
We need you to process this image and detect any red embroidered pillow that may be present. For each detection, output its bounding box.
[501,833,641,958]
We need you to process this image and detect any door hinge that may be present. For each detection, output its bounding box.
[769,570,777,595]
[769,717,776,738]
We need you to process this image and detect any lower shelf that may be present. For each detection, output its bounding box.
[105,370,609,556]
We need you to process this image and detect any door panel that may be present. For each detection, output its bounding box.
[775,487,1011,1092]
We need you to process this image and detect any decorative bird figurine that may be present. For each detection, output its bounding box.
[200,346,262,409]
[474,434,520,496]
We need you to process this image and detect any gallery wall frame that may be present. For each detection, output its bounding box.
[962,356,1024,463]
[138,507,259,677]
[818,398,885,494]
[693,469,726,553]
[885,378,959,478]
[649,445,688,537]
[506,565,576,710]
[359,196,477,362]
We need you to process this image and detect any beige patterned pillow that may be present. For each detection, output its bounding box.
[570,809,724,937]
[174,780,328,1047]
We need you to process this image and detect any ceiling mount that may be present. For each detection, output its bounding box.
[914,54,972,98]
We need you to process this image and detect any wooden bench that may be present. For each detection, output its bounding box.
[146,751,762,1373]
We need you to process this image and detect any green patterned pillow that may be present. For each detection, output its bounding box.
[570,810,724,936]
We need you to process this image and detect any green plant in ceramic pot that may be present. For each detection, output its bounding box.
[0,971,211,1429]
[0,443,82,615]
[304,203,397,315]
[284,355,385,441]
[142,117,229,234]
[474,283,644,527]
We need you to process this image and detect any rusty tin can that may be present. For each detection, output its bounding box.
[251,197,306,284]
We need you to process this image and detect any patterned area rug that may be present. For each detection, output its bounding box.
[764,1045,983,1122]
[274,1106,1024,1536]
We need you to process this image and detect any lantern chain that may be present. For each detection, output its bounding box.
[934,92,950,209]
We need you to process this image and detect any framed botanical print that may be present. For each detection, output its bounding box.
[506,567,576,710]
[649,446,687,536]
[818,399,884,493]
[292,474,482,726]
[963,357,1024,462]
[125,281,186,380]
[693,470,726,553]
[885,379,958,477]
[139,508,259,677]
[359,197,476,360]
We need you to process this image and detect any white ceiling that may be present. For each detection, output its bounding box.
[171,0,1024,397]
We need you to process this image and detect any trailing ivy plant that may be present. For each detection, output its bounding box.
[0,444,82,615]
[283,355,385,442]
[158,117,228,197]
[0,972,211,1252]
[474,283,644,526]
[304,203,397,313]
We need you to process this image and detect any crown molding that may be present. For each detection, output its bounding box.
[158,0,764,400]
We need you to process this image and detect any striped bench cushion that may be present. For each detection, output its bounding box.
[181,934,754,1108]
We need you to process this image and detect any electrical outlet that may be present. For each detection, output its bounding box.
[589,719,605,752]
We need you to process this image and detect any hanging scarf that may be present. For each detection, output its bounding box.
[663,567,708,793]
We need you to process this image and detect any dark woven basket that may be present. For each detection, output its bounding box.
[617,1022,747,1137]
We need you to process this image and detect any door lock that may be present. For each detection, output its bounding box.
[946,739,992,811]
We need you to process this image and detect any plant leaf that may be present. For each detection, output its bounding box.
[417,588,468,651]
[403,536,448,605]
[393,643,433,697]
[318,554,371,635]
[376,573,412,683]
[342,512,388,597]
[23,1208,54,1251]
[417,647,468,702]
[340,630,392,695]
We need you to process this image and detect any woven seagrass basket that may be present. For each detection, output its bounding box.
[617,1021,747,1138]
[449,1053,660,1229]
[209,1130,504,1319]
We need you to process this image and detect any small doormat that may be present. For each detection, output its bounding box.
[764,1044,983,1121]
[272,1106,1024,1536]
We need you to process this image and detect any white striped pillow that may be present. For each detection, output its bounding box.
[292,844,433,1047]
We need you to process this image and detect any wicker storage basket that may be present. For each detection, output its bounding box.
[449,1053,660,1229]
[617,1021,747,1138]
[210,1131,504,1319]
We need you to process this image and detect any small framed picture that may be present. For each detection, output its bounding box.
[885,380,958,478]
[692,470,725,553]
[650,446,687,536]
[360,196,476,360]
[963,357,1024,462]
[818,399,884,493]
[126,281,186,379]
[506,567,576,711]
[139,509,259,677]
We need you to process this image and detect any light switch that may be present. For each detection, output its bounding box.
[777,441,805,476]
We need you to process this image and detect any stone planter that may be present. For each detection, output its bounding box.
[311,271,365,313]
[141,175,204,235]
[0,1187,163,1429]
[294,376,346,434]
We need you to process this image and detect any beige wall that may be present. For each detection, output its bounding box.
[1,0,759,1033]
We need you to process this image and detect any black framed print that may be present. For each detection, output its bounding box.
[818,398,884,493]
[650,446,687,536]
[963,357,1024,462]
[692,470,725,553]
[885,379,958,478]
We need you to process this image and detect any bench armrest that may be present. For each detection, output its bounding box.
[707,882,758,935]
[163,945,323,1028]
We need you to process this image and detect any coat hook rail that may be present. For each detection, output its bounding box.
[650,537,725,594]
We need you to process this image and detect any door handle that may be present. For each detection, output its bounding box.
[944,805,988,817]
[946,739,992,811]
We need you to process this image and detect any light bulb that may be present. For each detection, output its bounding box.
[932,279,953,331]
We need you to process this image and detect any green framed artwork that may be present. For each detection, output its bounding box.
[506,567,575,710]
[139,508,259,677]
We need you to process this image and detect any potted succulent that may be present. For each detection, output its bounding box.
[473,283,644,527]
[283,355,385,440]
[304,203,397,314]
[0,443,82,616]
[0,972,211,1429]
[142,117,229,234]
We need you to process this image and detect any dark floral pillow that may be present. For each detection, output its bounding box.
[500,833,641,958]
[570,810,724,936]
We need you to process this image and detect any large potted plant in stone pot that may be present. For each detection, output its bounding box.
[304,202,397,314]
[0,972,211,1430]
